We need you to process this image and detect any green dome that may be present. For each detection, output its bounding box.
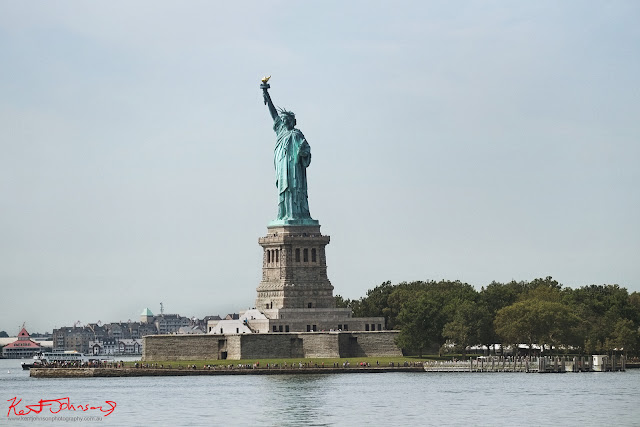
[141,308,154,316]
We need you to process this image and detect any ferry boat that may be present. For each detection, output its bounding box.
[21,351,91,370]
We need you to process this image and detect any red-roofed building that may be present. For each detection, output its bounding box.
[2,328,41,359]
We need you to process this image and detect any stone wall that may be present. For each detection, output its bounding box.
[237,334,300,359]
[143,331,401,361]
[339,332,403,358]
[300,333,340,358]
[225,335,242,360]
[143,335,219,361]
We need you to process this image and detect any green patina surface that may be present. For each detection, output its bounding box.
[268,218,319,227]
[262,78,318,225]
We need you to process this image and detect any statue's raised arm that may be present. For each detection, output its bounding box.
[260,76,278,121]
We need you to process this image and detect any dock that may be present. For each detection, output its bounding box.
[422,355,627,373]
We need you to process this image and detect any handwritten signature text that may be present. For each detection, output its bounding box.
[6,397,116,417]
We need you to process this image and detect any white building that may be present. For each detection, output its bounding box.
[208,309,269,334]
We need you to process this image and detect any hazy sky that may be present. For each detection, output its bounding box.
[1,1,638,334]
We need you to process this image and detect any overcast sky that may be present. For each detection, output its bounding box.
[1,1,638,334]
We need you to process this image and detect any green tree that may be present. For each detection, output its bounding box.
[481,280,528,316]
[522,283,563,303]
[351,281,395,327]
[353,278,640,358]
[610,318,639,356]
[494,298,579,355]
[494,300,537,352]
[443,300,492,358]
[386,282,423,329]
[392,280,478,356]
[395,293,442,357]
[334,295,351,308]
[565,284,638,354]
[526,276,562,292]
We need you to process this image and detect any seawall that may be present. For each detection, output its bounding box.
[30,366,423,378]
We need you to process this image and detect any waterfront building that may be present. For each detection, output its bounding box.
[202,315,221,324]
[54,318,158,353]
[105,321,157,340]
[1,328,41,359]
[140,308,154,324]
[90,337,118,355]
[177,325,205,334]
[118,339,142,354]
[88,338,143,355]
[153,314,191,334]
[208,309,266,334]
[53,326,98,354]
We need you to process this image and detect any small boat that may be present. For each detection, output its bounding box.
[21,351,91,370]
[21,361,42,370]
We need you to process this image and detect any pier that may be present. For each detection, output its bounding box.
[422,355,627,373]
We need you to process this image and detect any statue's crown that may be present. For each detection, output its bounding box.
[278,108,295,119]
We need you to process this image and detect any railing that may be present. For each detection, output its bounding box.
[423,356,543,372]
[423,355,627,373]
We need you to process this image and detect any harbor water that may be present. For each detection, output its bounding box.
[1,359,638,426]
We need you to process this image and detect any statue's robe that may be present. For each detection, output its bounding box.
[273,116,311,220]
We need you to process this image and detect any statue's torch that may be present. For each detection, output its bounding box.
[260,75,271,104]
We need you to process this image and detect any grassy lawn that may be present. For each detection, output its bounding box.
[123,355,467,367]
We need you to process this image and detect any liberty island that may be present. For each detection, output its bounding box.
[138,78,400,361]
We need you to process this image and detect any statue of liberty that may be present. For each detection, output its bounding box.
[261,77,317,225]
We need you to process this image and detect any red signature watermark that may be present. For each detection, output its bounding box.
[6,397,116,417]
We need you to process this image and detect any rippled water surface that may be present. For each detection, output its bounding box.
[1,359,638,426]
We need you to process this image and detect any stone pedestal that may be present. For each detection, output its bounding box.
[256,224,335,313]
[251,223,387,334]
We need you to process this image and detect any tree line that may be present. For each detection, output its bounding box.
[336,277,640,358]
